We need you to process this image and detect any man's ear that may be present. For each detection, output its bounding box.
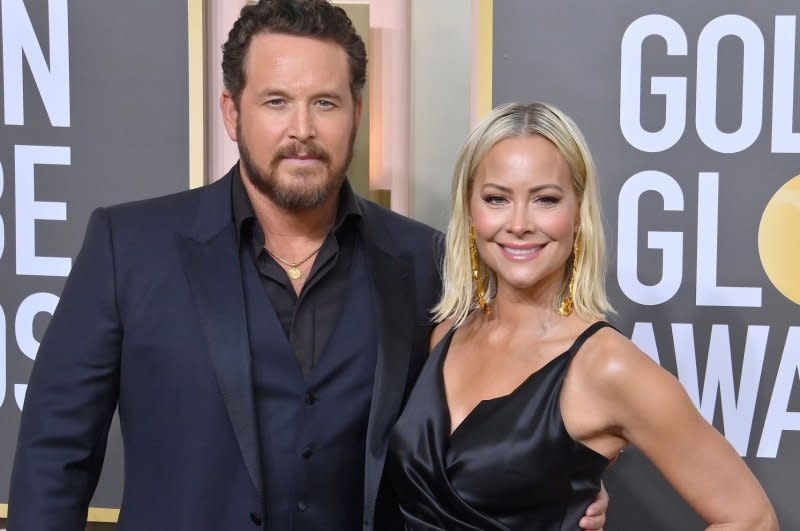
[220,90,239,142]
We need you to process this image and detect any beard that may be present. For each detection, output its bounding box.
[238,121,356,212]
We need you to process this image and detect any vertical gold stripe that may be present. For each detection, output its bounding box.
[87,507,121,522]
[1,501,122,521]
[1,503,120,522]
[188,0,206,189]
[476,0,493,119]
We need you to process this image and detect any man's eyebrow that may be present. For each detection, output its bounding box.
[255,88,290,99]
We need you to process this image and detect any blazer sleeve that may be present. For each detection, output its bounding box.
[8,207,123,531]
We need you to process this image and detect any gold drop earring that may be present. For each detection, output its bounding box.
[559,234,580,317]
[470,226,490,314]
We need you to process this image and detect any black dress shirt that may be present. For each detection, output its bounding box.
[232,169,363,378]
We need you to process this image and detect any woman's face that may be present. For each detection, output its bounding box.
[469,135,580,299]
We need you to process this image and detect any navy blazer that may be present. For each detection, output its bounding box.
[8,169,443,531]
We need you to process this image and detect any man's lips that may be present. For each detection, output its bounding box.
[282,154,322,163]
[277,142,330,163]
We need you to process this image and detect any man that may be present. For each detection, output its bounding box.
[8,1,607,529]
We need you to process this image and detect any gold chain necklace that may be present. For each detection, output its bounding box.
[266,245,323,280]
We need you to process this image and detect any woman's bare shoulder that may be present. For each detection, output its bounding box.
[430,319,456,351]
[572,324,661,390]
[565,323,687,436]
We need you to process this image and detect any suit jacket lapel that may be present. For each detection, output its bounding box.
[176,172,262,497]
[360,202,416,521]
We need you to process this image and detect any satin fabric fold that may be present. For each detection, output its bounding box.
[387,322,612,531]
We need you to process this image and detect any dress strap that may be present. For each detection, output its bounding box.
[567,321,614,355]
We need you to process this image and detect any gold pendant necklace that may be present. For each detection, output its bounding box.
[266,245,322,281]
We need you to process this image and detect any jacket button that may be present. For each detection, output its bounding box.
[250,512,262,525]
[301,447,313,459]
[297,500,308,512]
[304,392,316,405]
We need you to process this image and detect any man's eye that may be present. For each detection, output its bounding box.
[265,98,285,107]
[316,100,335,108]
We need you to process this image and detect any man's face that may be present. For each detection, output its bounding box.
[221,32,361,211]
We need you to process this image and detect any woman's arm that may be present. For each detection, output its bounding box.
[577,331,777,530]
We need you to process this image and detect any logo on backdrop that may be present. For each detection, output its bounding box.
[617,13,799,459]
[759,175,800,306]
[0,0,71,412]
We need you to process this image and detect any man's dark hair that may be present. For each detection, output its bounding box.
[222,0,367,105]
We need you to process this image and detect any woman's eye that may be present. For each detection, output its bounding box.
[536,195,560,205]
[483,195,507,205]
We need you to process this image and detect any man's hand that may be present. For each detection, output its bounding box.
[580,482,609,530]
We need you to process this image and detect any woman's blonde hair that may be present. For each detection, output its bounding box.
[432,101,613,326]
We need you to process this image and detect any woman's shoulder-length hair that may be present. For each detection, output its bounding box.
[432,101,614,327]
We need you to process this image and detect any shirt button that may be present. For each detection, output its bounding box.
[297,500,308,512]
[304,392,317,405]
[301,447,313,459]
[249,512,262,525]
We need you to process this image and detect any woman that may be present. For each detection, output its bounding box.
[387,102,778,530]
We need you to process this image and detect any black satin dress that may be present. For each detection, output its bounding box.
[387,321,612,530]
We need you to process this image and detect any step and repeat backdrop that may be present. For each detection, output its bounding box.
[0,0,195,523]
[1,0,797,528]
[493,1,798,528]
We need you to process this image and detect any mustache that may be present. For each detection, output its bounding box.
[274,142,331,163]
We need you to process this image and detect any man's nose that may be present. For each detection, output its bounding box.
[288,106,316,141]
